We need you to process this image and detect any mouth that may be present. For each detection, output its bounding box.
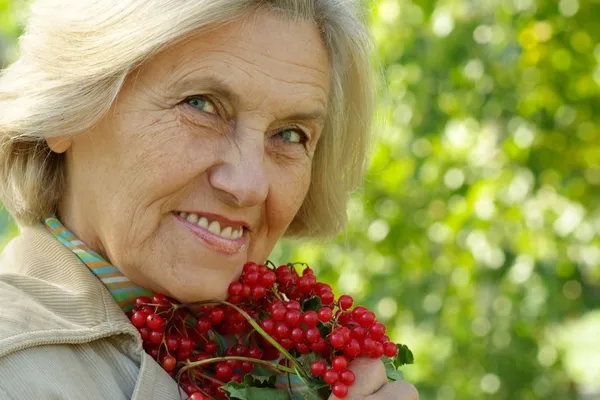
[173,211,247,255]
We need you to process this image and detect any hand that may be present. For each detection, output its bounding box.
[327,358,418,400]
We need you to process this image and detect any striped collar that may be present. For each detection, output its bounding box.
[44,215,153,312]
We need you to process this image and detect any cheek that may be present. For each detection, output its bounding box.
[267,163,312,229]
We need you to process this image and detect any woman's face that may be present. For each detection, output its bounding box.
[53,12,331,302]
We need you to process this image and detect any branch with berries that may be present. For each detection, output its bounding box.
[128,262,414,399]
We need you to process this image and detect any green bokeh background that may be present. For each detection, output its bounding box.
[1,0,599,399]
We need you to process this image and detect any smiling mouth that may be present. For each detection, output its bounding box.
[174,212,247,255]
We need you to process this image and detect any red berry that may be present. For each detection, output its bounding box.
[204,340,218,354]
[196,317,212,334]
[329,333,345,349]
[337,311,353,325]
[383,341,398,358]
[180,337,193,352]
[261,271,277,287]
[285,310,302,326]
[357,311,376,328]
[340,369,355,385]
[352,306,368,319]
[215,362,233,380]
[344,338,361,357]
[165,335,180,351]
[244,262,259,273]
[152,293,166,304]
[318,307,333,322]
[245,271,260,285]
[324,369,339,385]
[241,361,254,373]
[248,347,262,359]
[231,373,243,383]
[162,354,176,372]
[240,284,251,298]
[271,306,287,321]
[228,282,243,296]
[138,327,150,341]
[320,291,335,305]
[189,393,208,400]
[338,295,354,311]
[280,338,294,350]
[369,322,386,340]
[286,300,302,311]
[210,308,225,325]
[135,296,151,308]
[305,327,321,343]
[275,323,291,339]
[260,318,275,334]
[371,342,384,358]
[252,285,267,299]
[351,326,367,340]
[131,311,148,328]
[296,341,311,354]
[361,338,376,353]
[149,330,163,344]
[291,327,305,343]
[332,383,348,398]
[303,311,318,327]
[310,360,327,377]
[310,338,327,353]
[332,356,348,371]
[146,314,165,331]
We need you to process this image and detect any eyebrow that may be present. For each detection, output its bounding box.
[171,73,327,124]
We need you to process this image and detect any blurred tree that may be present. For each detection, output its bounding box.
[1,0,600,399]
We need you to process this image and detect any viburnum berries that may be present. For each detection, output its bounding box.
[128,261,412,399]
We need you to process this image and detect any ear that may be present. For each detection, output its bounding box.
[46,136,72,154]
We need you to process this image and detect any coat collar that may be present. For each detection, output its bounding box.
[0,224,140,358]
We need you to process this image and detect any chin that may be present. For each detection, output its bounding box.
[166,284,228,305]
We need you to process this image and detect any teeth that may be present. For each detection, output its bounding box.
[198,216,209,229]
[220,226,232,239]
[179,212,244,240]
[208,220,221,235]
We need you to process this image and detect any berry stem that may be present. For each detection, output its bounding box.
[177,356,295,380]
[185,300,310,381]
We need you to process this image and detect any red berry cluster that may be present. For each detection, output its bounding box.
[128,262,401,399]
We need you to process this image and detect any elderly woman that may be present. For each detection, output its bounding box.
[0,0,418,399]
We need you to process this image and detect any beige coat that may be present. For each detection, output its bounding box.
[0,224,181,399]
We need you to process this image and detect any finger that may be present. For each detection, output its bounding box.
[367,381,419,400]
[328,358,388,400]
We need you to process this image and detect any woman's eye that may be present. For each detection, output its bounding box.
[185,96,217,114]
[278,129,307,144]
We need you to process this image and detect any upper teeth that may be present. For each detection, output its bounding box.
[178,212,243,240]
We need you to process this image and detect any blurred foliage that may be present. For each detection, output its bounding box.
[1,0,600,399]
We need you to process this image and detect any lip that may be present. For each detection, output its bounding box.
[174,213,247,255]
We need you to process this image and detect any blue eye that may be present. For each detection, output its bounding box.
[186,96,217,114]
[279,129,307,144]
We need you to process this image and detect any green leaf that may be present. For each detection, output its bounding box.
[222,382,291,400]
[386,368,404,381]
[302,296,322,312]
[383,356,405,382]
[394,344,414,368]
[245,372,276,387]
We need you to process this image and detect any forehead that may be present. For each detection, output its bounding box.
[142,11,331,115]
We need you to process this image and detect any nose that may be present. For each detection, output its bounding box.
[208,132,269,208]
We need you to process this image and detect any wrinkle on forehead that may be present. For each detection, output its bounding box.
[151,11,331,117]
